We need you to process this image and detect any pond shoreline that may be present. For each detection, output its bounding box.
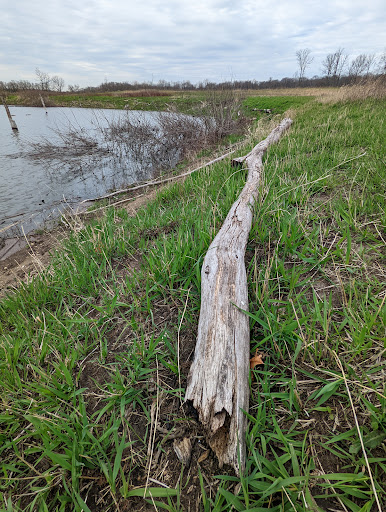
[0,187,157,295]
[0,106,186,240]
[0,135,242,294]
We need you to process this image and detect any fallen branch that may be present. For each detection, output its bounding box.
[185,118,293,474]
[80,149,236,203]
[77,194,145,215]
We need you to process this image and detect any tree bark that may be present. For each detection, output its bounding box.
[185,118,293,474]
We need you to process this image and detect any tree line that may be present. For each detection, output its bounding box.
[1,49,385,94]
[0,68,66,94]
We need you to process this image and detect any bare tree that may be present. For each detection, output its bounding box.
[35,68,51,91]
[51,75,65,92]
[322,48,348,83]
[365,54,376,74]
[322,54,334,78]
[296,49,314,81]
[378,50,386,75]
[349,54,376,78]
[68,84,81,93]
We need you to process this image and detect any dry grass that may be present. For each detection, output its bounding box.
[243,79,386,102]
[317,76,386,102]
[243,87,338,97]
[9,89,56,107]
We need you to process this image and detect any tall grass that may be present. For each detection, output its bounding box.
[318,75,386,102]
[0,93,385,511]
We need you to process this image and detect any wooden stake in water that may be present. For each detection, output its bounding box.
[39,93,47,110]
[2,100,18,130]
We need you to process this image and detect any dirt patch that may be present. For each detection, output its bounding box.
[0,228,65,298]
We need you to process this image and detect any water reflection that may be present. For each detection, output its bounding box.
[0,107,180,238]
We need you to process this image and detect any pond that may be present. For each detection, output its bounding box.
[0,106,176,239]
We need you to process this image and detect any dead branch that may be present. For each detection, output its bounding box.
[185,118,293,475]
[80,149,237,203]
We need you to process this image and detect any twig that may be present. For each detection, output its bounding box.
[148,478,171,489]
[78,194,145,215]
[0,221,21,234]
[327,151,367,171]
[374,223,386,246]
[178,288,190,407]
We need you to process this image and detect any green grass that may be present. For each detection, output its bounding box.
[6,90,210,114]
[8,90,313,117]
[52,93,198,112]
[243,95,313,115]
[51,92,313,118]
[7,90,211,114]
[0,95,385,511]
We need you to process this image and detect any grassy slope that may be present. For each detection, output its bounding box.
[0,95,385,511]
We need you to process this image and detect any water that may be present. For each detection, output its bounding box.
[0,106,164,238]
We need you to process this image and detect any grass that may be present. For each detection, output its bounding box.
[0,90,385,511]
[243,95,313,115]
[7,88,317,115]
[6,90,211,114]
[52,93,187,111]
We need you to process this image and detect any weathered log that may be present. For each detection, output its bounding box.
[185,118,292,474]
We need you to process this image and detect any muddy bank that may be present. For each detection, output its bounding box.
[0,229,64,296]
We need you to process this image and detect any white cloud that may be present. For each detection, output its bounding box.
[1,0,384,87]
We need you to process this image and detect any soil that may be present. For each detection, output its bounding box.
[0,229,63,297]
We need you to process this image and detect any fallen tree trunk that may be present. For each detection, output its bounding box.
[185,118,293,474]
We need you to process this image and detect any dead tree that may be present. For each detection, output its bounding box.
[185,118,293,474]
[296,48,313,81]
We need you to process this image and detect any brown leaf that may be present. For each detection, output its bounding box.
[197,449,210,464]
[250,350,264,370]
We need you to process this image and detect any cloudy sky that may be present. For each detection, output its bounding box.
[1,0,384,88]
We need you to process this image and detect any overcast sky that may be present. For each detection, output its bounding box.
[1,0,385,88]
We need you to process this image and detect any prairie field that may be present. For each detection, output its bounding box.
[0,86,385,511]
